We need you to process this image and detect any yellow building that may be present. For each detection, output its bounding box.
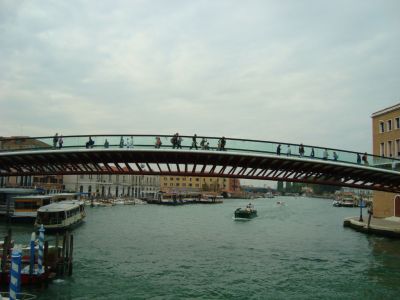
[371,103,400,217]
[160,176,237,194]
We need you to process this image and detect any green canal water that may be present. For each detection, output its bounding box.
[2,197,400,299]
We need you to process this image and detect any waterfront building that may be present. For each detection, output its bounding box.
[0,136,63,193]
[0,188,39,217]
[160,176,240,195]
[371,103,400,217]
[63,173,160,199]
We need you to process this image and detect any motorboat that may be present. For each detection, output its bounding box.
[234,204,257,220]
[35,200,86,231]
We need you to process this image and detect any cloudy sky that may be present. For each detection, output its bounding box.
[1,0,399,153]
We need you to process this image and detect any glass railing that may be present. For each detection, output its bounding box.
[1,134,399,173]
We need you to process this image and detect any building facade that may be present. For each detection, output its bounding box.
[160,176,240,194]
[371,103,400,217]
[63,174,160,199]
[0,136,63,192]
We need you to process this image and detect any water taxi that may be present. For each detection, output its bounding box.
[35,200,86,231]
[11,193,78,222]
[234,203,257,220]
[336,192,357,207]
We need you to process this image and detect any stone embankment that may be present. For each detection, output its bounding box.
[344,215,400,238]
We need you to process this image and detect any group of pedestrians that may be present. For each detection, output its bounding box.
[119,136,134,148]
[357,152,369,165]
[52,133,373,167]
[53,133,63,149]
[164,133,226,151]
[170,133,183,149]
[276,143,370,165]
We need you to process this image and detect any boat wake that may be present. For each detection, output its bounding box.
[232,217,252,221]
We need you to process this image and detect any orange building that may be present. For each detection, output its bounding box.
[371,103,400,217]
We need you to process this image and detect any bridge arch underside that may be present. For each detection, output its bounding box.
[0,150,399,193]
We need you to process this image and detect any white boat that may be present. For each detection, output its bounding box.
[200,194,223,203]
[35,200,86,231]
[11,193,79,221]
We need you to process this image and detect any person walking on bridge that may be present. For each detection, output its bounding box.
[218,137,226,151]
[177,134,183,149]
[53,133,59,149]
[357,153,361,164]
[287,145,291,156]
[299,144,305,157]
[333,151,338,161]
[200,137,207,150]
[58,135,63,149]
[362,152,369,165]
[277,144,281,155]
[323,149,328,160]
[190,134,198,150]
[155,137,162,149]
[310,147,315,158]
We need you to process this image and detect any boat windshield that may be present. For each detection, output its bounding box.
[36,211,66,225]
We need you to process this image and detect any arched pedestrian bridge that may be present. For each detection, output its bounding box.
[1,135,400,193]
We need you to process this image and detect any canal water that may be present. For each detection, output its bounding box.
[2,196,400,299]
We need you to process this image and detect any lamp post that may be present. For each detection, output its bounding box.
[359,197,364,222]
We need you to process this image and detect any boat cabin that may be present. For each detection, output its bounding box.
[12,193,79,221]
[35,200,86,231]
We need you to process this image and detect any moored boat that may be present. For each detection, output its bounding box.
[35,200,86,231]
[11,193,79,222]
[234,203,257,220]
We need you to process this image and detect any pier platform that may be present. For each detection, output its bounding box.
[343,216,400,238]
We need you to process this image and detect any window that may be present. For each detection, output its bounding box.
[176,177,180,181]
[164,183,167,186]
[388,141,393,157]
[388,120,392,131]
[379,121,385,133]
[380,143,385,156]
[170,183,173,186]
[396,139,400,157]
[182,183,186,187]
[196,178,199,182]
[176,183,180,187]
[396,117,400,129]
[195,184,199,187]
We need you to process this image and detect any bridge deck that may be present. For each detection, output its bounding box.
[1,135,400,193]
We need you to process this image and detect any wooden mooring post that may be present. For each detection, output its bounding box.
[57,231,74,277]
